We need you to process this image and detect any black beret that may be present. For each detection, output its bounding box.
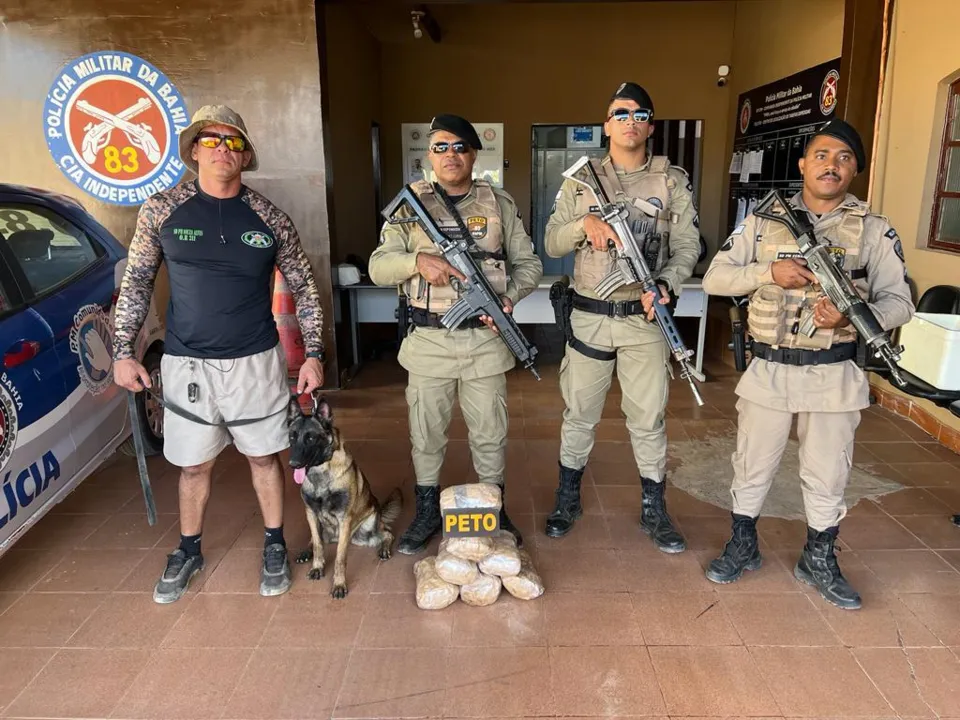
[610,82,655,117]
[811,119,866,173]
[428,114,482,150]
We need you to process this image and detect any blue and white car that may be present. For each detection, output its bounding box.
[0,183,165,558]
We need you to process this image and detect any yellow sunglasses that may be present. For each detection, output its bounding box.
[195,132,247,152]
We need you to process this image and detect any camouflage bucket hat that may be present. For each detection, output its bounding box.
[178,104,259,175]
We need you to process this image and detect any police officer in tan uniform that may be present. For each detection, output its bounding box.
[702,119,914,609]
[369,114,543,555]
[543,83,701,552]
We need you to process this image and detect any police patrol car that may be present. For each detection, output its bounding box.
[0,183,165,558]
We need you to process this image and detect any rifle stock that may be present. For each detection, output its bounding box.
[381,184,541,380]
[753,190,907,387]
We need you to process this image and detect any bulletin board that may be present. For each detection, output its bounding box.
[726,58,842,236]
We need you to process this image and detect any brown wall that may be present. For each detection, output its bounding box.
[324,4,383,265]
[325,0,845,264]
[720,0,846,237]
[869,0,960,434]
[0,0,338,381]
[371,1,739,258]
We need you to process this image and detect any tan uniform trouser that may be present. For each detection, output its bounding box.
[559,310,670,482]
[731,397,861,531]
[405,372,508,487]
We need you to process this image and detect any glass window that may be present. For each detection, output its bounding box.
[0,204,103,297]
[929,78,960,253]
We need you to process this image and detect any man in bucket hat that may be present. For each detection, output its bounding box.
[113,104,326,603]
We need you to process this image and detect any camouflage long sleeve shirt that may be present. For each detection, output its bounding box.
[112,181,324,361]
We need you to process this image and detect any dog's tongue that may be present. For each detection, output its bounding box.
[293,467,306,485]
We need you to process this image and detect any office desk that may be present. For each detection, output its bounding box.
[335,275,708,377]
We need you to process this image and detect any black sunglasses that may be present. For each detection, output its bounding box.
[608,108,653,123]
[430,141,471,155]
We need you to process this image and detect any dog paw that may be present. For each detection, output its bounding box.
[378,547,392,561]
[307,568,325,580]
[296,549,314,564]
[331,583,348,599]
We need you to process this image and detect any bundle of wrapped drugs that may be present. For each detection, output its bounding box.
[413,483,545,610]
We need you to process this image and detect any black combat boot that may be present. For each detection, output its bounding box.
[639,476,686,553]
[397,485,442,556]
[794,526,861,610]
[496,483,523,548]
[544,464,584,538]
[705,513,762,584]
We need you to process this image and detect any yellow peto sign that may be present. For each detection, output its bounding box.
[442,507,500,537]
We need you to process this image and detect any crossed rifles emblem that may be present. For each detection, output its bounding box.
[76,97,162,166]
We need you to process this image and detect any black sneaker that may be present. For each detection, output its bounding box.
[260,543,292,597]
[153,549,204,604]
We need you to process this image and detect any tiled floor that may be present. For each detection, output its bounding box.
[1,352,959,719]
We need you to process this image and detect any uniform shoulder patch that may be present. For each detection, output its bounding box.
[721,226,745,252]
[885,227,905,263]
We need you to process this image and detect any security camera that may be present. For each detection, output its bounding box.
[411,10,425,39]
[718,64,730,88]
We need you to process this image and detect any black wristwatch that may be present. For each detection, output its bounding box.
[306,349,326,363]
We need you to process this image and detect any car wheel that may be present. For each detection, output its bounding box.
[118,348,164,457]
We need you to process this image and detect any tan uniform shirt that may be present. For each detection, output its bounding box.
[703,193,915,413]
[544,155,701,299]
[369,182,543,379]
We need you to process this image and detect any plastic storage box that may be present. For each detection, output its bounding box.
[897,312,960,391]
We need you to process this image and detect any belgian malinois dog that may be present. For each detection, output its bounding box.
[287,395,402,599]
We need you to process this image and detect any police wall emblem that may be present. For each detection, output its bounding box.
[466,216,488,239]
[820,69,840,116]
[43,50,189,206]
[739,99,752,135]
[241,231,274,249]
[70,304,114,396]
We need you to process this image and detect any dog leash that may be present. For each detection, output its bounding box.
[137,385,297,428]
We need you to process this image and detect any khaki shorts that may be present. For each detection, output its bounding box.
[160,343,291,467]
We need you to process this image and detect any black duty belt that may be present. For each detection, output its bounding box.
[751,341,858,366]
[572,292,646,318]
[410,307,485,330]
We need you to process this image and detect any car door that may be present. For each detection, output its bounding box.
[0,213,76,554]
[0,198,124,480]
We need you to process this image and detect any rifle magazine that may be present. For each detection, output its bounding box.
[441,298,474,330]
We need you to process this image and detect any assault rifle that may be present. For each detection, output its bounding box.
[561,156,705,405]
[753,189,907,387]
[381,184,541,380]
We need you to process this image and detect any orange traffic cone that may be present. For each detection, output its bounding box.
[272,268,311,413]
